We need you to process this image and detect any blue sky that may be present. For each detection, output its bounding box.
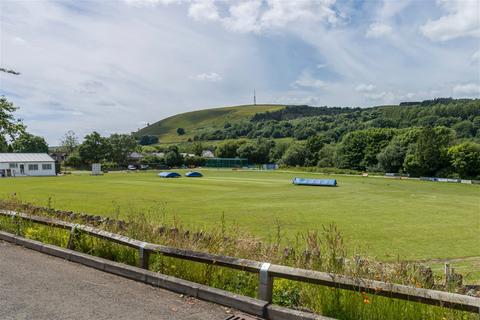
[0,0,479,144]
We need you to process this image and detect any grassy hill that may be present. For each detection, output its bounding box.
[136,104,286,143]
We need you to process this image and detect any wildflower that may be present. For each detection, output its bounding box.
[363,298,370,304]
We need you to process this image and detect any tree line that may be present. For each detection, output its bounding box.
[193,99,480,142]
[211,126,480,179]
[2,96,479,178]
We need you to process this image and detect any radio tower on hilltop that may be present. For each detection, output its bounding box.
[253,88,257,105]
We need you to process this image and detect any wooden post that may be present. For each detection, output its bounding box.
[258,262,273,302]
[139,245,149,269]
[10,212,20,235]
[444,263,450,286]
[67,224,79,250]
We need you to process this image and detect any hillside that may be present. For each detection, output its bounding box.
[135,104,286,143]
[136,99,480,145]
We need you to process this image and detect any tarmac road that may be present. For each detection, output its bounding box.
[0,241,233,320]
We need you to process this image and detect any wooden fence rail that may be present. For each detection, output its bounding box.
[0,209,478,314]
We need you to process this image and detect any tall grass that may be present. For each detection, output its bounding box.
[0,198,475,320]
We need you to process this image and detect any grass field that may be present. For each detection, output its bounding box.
[135,104,285,142]
[1,170,478,262]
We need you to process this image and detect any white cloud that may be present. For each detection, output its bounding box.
[421,0,480,41]
[364,91,387,100]
[189,72,222,82]
[260,0,338,29]
[12,36,27,45]
[355,84,376,92]
[188,0,219,21]
[362,91,400,104]
[471,50,480,63]
[366,23,392,38]
[377,0,412,20]
[223,0,262,33]
[453,83,480,96]
[123,0,181,6]
[292,71,327,89]
[181,0,339,33]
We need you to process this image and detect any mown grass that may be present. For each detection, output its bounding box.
[0,211,475,320]
[1,170,478,262]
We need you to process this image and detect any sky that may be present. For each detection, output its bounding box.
[0,0,479,145]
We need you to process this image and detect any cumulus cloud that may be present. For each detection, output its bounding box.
[366,23,392,38]
[223,0,262,33]
[421,0,480,41]
[292,71,327,89]
[355,84,376,92]
[453,83,480,96]
[188,0,219,21]
[181,0,339,33]
[123,0,181,6]
[189,72,222,82]
[259,0,338,29]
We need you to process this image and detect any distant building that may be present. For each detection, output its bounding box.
[201,150,215,158]
[0,153,56,177]
[152,152,165,158]
[127,152,144,163]
[49,151,67,162]
[180,153,195,158]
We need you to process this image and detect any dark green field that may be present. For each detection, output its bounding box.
[1,169,478,262]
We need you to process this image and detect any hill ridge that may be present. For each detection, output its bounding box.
[135,104,286,142]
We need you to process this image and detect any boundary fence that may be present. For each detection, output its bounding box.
[0,209,478,314]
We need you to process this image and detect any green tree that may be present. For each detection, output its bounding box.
[337,128,395,170]
[11,133,49,153]
[305,134,326,166]
[452,120,474,138]
[317,144,336,167]
[0,97,25,146]
[184,155,206,167]
[164,145,183,167]
[280,143,307,167]
[59,130,79,154]
[404,126,454,176]
[376,128,421,173]
[447,142,480,179]
[64,151,82,168]
[237,139,274,164]
[216,141,243,158]
[108,134,138,166]
[269,141,290,162]
[177,128,185,135]
[377,139,406,173]
[192,141,204,156]
[140,154,164,168]
[0,135,9,152]
[472,116,480,131]
[78,131,111,164]
[139,135,159,146]
[140,145,157,153]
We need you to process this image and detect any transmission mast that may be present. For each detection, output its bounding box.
[253,88,257,105]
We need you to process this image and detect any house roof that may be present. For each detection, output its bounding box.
[128,152,144,159]
[0,153,55,163]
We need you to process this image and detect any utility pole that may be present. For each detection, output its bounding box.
[253,88,257,105]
